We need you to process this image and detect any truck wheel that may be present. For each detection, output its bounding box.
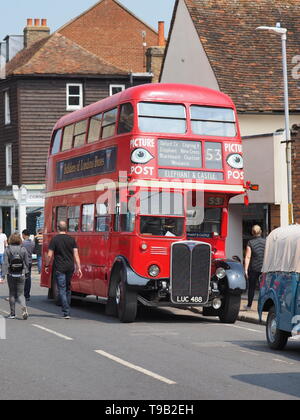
[218,294,241,323]
[115,271,137,323]
[266,306,289,350]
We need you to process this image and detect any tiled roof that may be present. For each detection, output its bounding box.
[6,32,127,76]
[58,0,159,73]
[183,0,300,112]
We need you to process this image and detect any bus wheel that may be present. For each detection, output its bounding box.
[266,306,289,350]
[115,273,137,323]
[218,293,241,324]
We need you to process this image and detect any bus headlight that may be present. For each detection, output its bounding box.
[148,264,160,277]
[216,267,226,279]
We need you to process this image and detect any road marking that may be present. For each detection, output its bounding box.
[32,324,74,341]
[273,358,294,365]
[95,350,176,385]
[223,324,264,333]
[240,349,260,356]
[0,309,10,315]
[130,332,179,336]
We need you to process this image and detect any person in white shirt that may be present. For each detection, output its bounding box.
[0,228,8,282]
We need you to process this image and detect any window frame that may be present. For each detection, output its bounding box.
[51,129,62,155]
[190,105,236,138]
[101,107,118,139]
[61,124,75,152]
[87,113,103,143]
[73,119,88,148]
[4,90,11,125]
[67,206,80,232]
[117,102,134,135]
[109,84,125,96]
[138,102,187,134]
[5,143,12,186]
[82,204,95,232]
[66,83,83,111]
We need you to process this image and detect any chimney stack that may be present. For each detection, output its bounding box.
[158,21,165,47]
[24,18,50,48]
[146,21,166,83]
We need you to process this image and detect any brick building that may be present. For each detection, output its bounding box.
[0,0,166,235]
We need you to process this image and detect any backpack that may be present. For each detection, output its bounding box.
[7,247,24,277]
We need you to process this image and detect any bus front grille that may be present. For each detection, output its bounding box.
[170,241,211,305]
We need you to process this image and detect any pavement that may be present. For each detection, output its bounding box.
[239,294,266,326]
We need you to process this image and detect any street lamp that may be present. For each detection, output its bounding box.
[256,23,294,225]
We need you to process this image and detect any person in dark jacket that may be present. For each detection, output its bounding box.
[2,233,29,319]
[244,225,266,310]
[22,229,35,301]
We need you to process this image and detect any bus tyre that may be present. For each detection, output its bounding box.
[115,274,137,323]
[218,293,241,324]
[266,306,289,350]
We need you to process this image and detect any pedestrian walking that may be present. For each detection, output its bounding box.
[2,233,29,320]
[244,225,266,310]
[45,221,82,319]
[22,229,35,301]
[34,229,43,274]
[0,228,8,282]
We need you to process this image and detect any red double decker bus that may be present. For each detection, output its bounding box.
[41,83,246,323]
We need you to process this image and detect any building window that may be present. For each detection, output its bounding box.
[5,144,12,186]
[109,84,125,96]
[66,84,83,111]
[4,90,11,125]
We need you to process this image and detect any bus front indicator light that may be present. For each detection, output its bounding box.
[140,243,148,251]
[148,265,160,278]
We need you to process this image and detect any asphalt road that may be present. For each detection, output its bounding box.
[0,269,299,401]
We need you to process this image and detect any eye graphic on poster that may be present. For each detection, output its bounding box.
[131,148,154,164]
[226,153,244,169]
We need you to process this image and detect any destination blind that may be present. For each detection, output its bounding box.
[56,147,117,182]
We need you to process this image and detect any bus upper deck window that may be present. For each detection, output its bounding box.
[88,114,102,143]
[118,103,134,134]
[191,106,236,137]
[73,120,87,148]
[51,129,62,154]
[138,102,186,134]
[62,124,74,151]
[102,108,118,139]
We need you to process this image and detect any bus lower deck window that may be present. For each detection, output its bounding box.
[140,216,184,237]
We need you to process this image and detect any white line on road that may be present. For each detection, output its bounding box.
[0,309,10,315]
[95,349,177,385]
[223,324,264,333]
[272,358,294,365]
[32,324,74,341]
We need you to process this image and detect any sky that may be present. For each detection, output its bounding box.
[0,0,176,41]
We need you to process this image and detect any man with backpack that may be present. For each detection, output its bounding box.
[2,233,29,320]
[22,229,35,301]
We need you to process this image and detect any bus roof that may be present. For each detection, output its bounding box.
[54,83,236,130]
